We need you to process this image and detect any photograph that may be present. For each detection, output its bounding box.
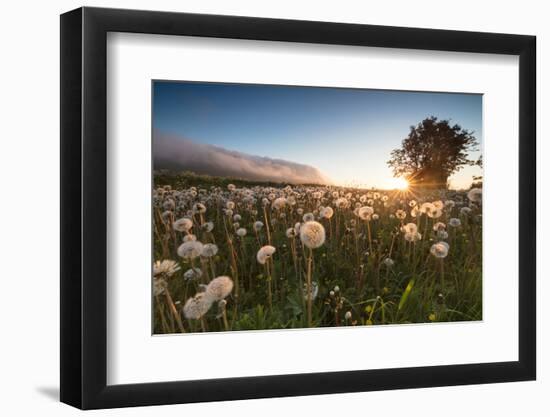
[151,81,483,334]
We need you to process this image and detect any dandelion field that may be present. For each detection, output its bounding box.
[152,172,483,334]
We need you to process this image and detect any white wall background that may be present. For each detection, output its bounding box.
[0,0,545,415]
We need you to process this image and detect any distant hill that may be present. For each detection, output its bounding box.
[153,132,332,185]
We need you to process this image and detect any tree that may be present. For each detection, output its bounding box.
[387,116,479,189]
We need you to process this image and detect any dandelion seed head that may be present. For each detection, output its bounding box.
[153,259,181,277]
[257,245,276,264]
[206,276,234,300]
[300,221,326,249]
[236,227,247,237]
[177,240,204,259]
[173,217,193,232]
[183,292,213,320]
[467,188,482,203]
[430,241,450,258]
[201,243,219,258]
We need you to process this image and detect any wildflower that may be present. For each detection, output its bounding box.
[383,258,394,267]
[372,214,379,221]
[227,184,236,192]
[303,212,315,222]
[193,202,206,214]
[445,200,456,209]
[183,292,213,319]
[404,232,422,242]
[401,222,418,235]
[395,209,406,220]
[409,200,417,207]
[183,267,203,281]
[272,197,287,210]
[358,206,374,221]
[437,230,449,239]
[460,207,472,215]
[153,277,168,296]
[153,259,181,277]
[206,276,234,301]
[300,221,326,249]
[236,228,247,237]
[201,243,218,258]
[257,245,276,264]
[177,241,204,259]
[430,241,450,258]
[344,311,352,320]
[449,218,461,227]
[173,217,193,232]
[253,221,264,231]
[233,214,242,222]
[433,222,446,232]
[201,221,214,232]
[467,188,482,203]
[183,234,197,242]
[286,227,296,238]
[320,206,334,219]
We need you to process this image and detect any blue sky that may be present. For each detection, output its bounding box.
[153,81,482,189]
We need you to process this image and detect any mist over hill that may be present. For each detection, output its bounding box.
[153,132,332,185]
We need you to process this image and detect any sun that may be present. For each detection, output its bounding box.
[389,176,409,190]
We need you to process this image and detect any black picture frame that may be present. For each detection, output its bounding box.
[60,6,536,410]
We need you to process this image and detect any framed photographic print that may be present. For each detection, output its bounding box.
[60,6,536,409]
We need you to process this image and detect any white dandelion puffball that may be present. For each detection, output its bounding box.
[449,218,461,228]
[410,206,419,218]
[437,230,449,239]
[427,208,443,219]
[177,241,204,259]
[404,232,422,242]
[433,222,446,232]
[183,234,197,242]
[183,267,203,281]
[303,281,319,301]
[201,243,219,258]
[257,245,276,264]
[300,221,326,249]
[320,206,334,219]
[430,241,450,258]
[193,202,206,214]
[401,222,418,235]
[467,188,482,203]
[286,227,296,238]
[372,214,379,221]
[253,221,264,231]
[183,293,213,320]
[344,311,352,320]
[202,221,214,232]
[236,227,247,237]
[303,212,315,222]
[420,202,435,215]
[445,200,456,209]
[206,276,234,301]
[433,200,444,210]
[225,209,233,217]
[460,207,472,216]
[233,214,242,222]
[383,258,395,267]
[227,184,236,192]
[153,259,181,277]
[409,200,417,207]
[226,201,235,210]
[153,277,168,296]
[173,217,193,232]
[272,197,287,210]
[358,206,374,221]
[296,208,304,215]
[395,209,407,220]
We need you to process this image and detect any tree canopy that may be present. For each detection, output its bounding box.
[387,116,479,189]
